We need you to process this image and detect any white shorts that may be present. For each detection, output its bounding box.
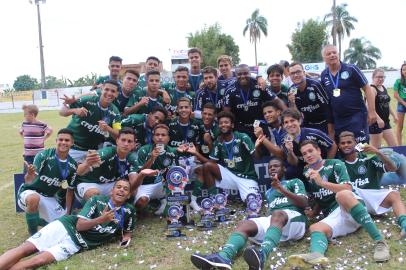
[354,188,392,215]
[27,220,80,261]
[320,206,361,238]
[216,165,259,201]
[76,182,115,200]
[18,190,66,223]
[69,149,87,163]
[134,182,166,203]
[249,209,306,244]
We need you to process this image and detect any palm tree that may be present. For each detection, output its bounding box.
[324,3,358,58]
[344,38,382,69]
[243,9,268,66]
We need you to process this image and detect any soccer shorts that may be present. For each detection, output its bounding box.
[249,209,306,244]
[76,182,115,201]
[320,206,362,238]
[27,220,80,261]
[216,165,259,201]
[18,190,66,223]
[134,182,166,203]
[354,188,392,215]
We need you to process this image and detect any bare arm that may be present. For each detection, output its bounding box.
[76,207,115,232]
[362,84,378,125]
[272,178,308,209]
[65,189,74,215]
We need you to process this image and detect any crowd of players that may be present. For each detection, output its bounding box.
[1,45,406,270]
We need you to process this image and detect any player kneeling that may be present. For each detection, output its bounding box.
[0,179,135,270]
[191,158,308,270]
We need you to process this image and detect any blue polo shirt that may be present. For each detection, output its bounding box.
[320,62,368,123]
[293,78,332,133]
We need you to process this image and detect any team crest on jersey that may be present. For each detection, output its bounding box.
[187,130,195,138]
[163,158,171,167]
[252,90,260,98]
[341,71,350,80]
[308,91,316,101]
[233,145,239,154]
[358,165,367,175]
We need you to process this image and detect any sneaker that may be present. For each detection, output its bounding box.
[190,253,232,270]
[243,246,265,270]
[154,199,167,216]
[373,240,390,262]
[287,252,329,268]
[190,199,202,212]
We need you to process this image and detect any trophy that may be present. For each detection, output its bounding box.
[213,193,230,222]
[166,205,185,238]
[246,193,262,219]
[165,166,190,238]
[197,197,217,230]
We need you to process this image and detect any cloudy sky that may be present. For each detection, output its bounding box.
[1,0,405,86]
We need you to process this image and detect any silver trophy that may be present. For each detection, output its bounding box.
[166,204,185,238]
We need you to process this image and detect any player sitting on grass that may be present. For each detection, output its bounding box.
[287,140,390,268]
[191,158,308,270]
[18,128,77,235]
[338,131,406,238]
[0,179,135,270]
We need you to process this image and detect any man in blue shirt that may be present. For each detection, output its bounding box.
[320,45,378,143]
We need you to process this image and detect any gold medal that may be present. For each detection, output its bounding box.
[333,88,341,97]
[61,180,68,189]
[228,159,235,168]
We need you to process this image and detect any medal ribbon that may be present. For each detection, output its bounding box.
[239,87,250,109]
[207,88,218,108]
[178,121,191,143]
[223,136,235,163]
[328,70,340,90]
[108,199,125,229]
[55,153,69,181]
[98,101,110,123]
[115,155,128,178]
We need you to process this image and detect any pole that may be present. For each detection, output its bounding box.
[36,1,46,89]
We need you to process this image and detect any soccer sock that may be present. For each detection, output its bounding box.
[310,231,328,255]
[26,212,40,235]
[260,225,282,259]
[397,214,406,230]
[39,218,48,227]
[219,232,247,261]
[350,203,383,241]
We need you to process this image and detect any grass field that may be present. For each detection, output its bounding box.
[0,96,406,270]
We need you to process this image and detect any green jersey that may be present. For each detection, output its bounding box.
[265,178,307,215]
[67,95,121,150]
[137,144,178,184]
[19,148,77,197]
[303,159,351,215]
[197,120,220,157]
[165,88,194,116]
[344,153,385,190]
[210,131,257,180]
[125,89,165,114]
[121,114,153,145]
[394,79,406,99]
[58,195,136,250]
[168,118,201,147]
[76,146,139,184]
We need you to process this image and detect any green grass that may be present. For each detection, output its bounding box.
[0,94,406,269]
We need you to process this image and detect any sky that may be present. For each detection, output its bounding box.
[1,0,405,87]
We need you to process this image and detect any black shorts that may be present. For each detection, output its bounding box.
[368,121,391,134]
